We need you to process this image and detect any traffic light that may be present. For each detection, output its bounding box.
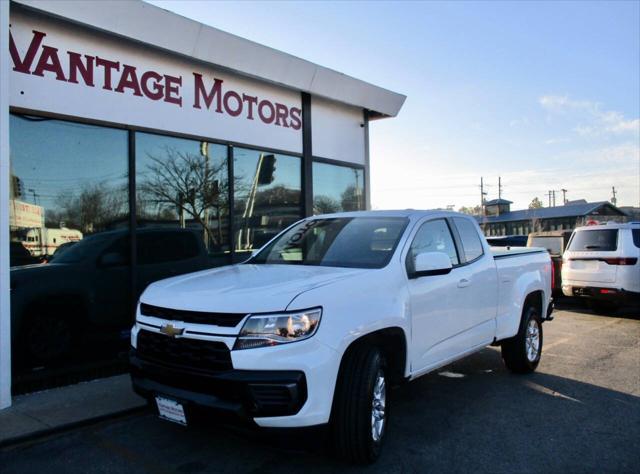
[12,175,23,198]
[257,154,276,185]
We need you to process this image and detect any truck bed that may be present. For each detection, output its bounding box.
[491,247,547,259]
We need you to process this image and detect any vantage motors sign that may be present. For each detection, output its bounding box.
[9,10,303,153]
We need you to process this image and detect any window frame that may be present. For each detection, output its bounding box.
[404,217,462,277]
[449,216,486,265]
[311,157,367,215]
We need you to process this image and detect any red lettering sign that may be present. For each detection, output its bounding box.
[10,29,302,130]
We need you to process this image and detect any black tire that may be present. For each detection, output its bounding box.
[21,310,75,365]
[501,305,543,374]
[331,345,388,465]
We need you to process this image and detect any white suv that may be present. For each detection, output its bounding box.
[562,222,640,312]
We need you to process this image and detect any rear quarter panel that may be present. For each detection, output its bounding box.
[494,249,552,341]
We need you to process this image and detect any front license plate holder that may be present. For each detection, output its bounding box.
[155,395,187,426]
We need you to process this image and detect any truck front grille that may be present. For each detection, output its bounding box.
[140,303,246,327]
[136,330,232,373]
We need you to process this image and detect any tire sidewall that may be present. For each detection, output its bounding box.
[367,352,388,459]
[522,307,543,370]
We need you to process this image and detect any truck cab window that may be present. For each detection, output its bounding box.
[406,219,459,274]
[453,217,484,262]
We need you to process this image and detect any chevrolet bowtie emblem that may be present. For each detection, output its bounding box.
[159,323,185,338]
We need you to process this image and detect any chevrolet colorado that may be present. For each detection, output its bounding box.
[130,210,553,464]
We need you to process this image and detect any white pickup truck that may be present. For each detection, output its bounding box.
[130,210,553,464]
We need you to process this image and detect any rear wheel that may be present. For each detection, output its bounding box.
[501,305,543,373]
[331,345,388,464]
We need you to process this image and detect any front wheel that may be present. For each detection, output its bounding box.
[331,345,388,464]
[501,306,543,373]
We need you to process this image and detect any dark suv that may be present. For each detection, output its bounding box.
[10,227,214,365]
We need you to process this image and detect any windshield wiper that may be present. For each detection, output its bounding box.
[584,245,602,249]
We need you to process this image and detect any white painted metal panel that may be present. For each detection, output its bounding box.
[14,0,406,117]
[311,96,365,165]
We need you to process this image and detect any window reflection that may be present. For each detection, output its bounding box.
[136,133,230,260]
[9,114,129,376]
[233,148,302,253]
[312,162,364,214]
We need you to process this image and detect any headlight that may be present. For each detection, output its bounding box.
[234,308,322,350]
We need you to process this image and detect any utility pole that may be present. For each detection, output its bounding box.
[561,188,568,205]
[547,190,553,208]
[498,176,502,201]
[480,177,487,215]
[552,190,556,207]
[611,186,617,206]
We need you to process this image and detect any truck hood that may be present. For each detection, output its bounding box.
[141,264,367,314]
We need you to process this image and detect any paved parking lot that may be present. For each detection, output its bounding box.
[2,302,639,473]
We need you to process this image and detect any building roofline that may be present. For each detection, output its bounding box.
[479,201,626,224]
[12,0,407,118]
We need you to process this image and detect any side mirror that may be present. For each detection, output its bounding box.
[99,252,126,267]
[410,251,453,279]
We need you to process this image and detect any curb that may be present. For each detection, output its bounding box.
[0,405,149,450]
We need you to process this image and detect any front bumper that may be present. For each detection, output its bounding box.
[130,352,307,421]
[129,328,340,428]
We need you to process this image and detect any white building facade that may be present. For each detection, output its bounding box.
[0,0,404,408]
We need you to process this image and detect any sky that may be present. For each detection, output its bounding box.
[148,0,640,211]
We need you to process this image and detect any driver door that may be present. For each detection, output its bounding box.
[406,218,465,374]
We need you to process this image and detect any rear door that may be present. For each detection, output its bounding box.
[450,217,498,346]
[565,229,618,283]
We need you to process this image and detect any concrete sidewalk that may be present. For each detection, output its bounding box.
[0,374,146,446]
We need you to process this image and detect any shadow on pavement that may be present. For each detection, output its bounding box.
[3,347,637,473]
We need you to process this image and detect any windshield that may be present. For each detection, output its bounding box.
[250,217,409,269]
[529,236,563,255]
[568,229,618,252]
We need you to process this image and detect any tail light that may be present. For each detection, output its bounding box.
[550,259,555,289]
[602,258,637,265]
[599,288,617,294]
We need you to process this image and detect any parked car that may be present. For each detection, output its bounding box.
[130,210,553,464]
[9,241,41,267]
[486,235,528,247]
[527,230,573,295]
[10,227,214,365]
[562,222,640,313]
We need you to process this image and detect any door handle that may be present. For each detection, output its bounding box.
[457,278,471,288]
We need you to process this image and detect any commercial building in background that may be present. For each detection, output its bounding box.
[0,0,405,407]
[480,200,628,236]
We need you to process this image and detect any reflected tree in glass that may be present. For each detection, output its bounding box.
[138,144,231,251]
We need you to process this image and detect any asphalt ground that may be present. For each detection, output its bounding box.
[2,301,639,473]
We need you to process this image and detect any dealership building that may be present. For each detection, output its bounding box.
[0,0,405,408]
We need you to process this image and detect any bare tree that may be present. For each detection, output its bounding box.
[458,205,483,216]
[138,146,234,249]
[529,197,544,209]
[313,195,341,215]
[53,182,127,233]
[341,185,363,211]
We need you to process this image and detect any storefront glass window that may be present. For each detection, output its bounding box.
[136,133,230,267]
[233,147,302,254]
[312,161,365,214]
[9,114,129,390]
